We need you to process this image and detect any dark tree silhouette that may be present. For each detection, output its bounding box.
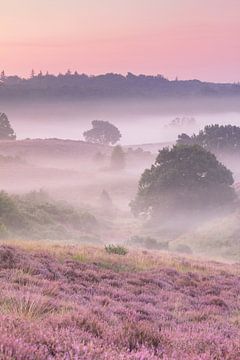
[177,124,240,154]
[0,73,240,100]
[0,71,6,81]
[169,116,196,128]
[0,113,16,140]
[131,144,236,218]
[83,120,121,145]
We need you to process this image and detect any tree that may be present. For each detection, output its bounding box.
[83,120,121,145]
[177,124,240,154]
[0,113,16,140]
[177,133,193,145]
[131,144,236,219]
[0,71,6,81]
[110,145,126,170]
[169,116,196,128]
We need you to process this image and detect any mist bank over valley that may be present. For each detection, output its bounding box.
[0,74,240,263]
[1,72,240,144]
[1,99,240,144]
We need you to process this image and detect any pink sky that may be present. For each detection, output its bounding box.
[1,0,239,82]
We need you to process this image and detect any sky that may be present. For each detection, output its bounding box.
[0,0,239,82]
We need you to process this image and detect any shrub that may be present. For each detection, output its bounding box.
[105,244,128,256]
[120,321,162,351]
[0,190,99,241]
[0,293,57,319]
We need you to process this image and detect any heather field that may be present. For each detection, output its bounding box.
[0,242,239,360]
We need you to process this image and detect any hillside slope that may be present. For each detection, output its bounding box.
[0,139,110,164]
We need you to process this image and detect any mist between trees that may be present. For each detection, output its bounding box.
[0,111,239,261]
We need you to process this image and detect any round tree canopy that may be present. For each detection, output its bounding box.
[131,144,236,217]
[83,120,121,145]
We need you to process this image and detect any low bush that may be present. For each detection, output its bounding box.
[0,190,99,241]
[105,244,128,255]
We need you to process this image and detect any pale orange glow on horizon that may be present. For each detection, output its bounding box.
[1,0,239,82]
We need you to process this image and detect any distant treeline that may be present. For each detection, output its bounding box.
[0,72,240,100]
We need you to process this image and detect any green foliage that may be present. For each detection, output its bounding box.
[131,144,236,218]
[110,145,126,170]
[0,190,99,241]
[0,113,16,140]
[105,244,128,256]
[83,120,121,145]
[177,124,240,154]
[0,191,23,229]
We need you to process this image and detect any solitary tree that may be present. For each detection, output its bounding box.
[0,113,16,140]
[110,145,126,170]
[131,144,236,219]
[83,120,121,145]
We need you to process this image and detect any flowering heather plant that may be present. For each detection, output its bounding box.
[0,243,239,359]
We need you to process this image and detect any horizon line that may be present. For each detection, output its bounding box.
[1,70,239,85]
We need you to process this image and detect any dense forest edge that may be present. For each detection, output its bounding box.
[1,71,240,101]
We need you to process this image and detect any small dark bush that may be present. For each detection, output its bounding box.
[105,244,128,256]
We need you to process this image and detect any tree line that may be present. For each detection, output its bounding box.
[1,71,240,100]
